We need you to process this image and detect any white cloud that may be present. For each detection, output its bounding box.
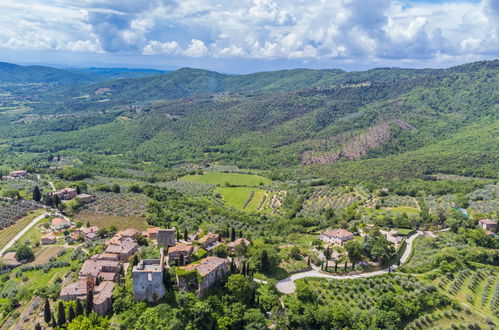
[0,0,496,65]
[184,39,208,57]
[143,40,181,55]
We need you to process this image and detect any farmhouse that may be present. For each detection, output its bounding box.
[51,187,77,200]
[227,238,251,253]
[51,217,72,231]
[168,243,194,265]
[71,226,100,241]
[478,219,497,231]
[105,237,138,262]
[198,233,221,251]
[60,275,115,316]
[132,249,165,302]
[176,256,229,296]
[157,229,176,247]
[79,255,121,281]
[320,229,353,246]
[41,233,57,245]
[145,227,160,239]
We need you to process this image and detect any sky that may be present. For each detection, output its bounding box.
[0,0,497,73]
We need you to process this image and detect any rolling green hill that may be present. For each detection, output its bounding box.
[0,60,497,183]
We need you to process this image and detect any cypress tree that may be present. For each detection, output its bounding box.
[176,230,180,241]
[68,305,75,322]
[34,323,42,330]
[43,298,51,324]
[86,290,94,315]
[76,299,83,316]
[238,230,243,238]
[230,227,236,242]
[51,318,57,328]
[183,228,188,241]
[33,185,41,202]
[260,250,269,273]
[57,301,66,326]
[179,253,185,266]
[76,186,81,195]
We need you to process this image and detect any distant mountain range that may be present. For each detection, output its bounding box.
[0,62,166,83]
[0,60,497,182]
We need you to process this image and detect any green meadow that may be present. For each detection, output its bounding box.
[180,171,271,187]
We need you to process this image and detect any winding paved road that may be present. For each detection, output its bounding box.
[0,212,67,257]
[274,232,420,294]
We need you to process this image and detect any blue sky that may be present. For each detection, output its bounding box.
[0,0,497,73]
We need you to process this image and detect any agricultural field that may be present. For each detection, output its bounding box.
[379,195,419,208]
[359,206,420,223]
[0,199,40,230]
[180,171,272,187]
[73,214,148,231]
[30,246,66,265]
[216,187,266,211]
[79,192,150,217]
[433,267,498,322]
[424,195,456,216]
[0,208,45,249]
[300,186,361,216]
[159,180,214,196]
[287,274,451,328]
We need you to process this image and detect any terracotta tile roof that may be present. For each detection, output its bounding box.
[105,240,138,254]
[479,218,497,225]
[3,252,16,260]
[90,253,119,261]
[52,217,70,226]
[41,233,56,240]
[147,227,159,234]
[179,256,228,277]
[168,243,194,254]
[228,238,251,248]
[198,233,219,244]
[322,229,353,239]
[94,281,114,304]
[80,258,120,278]
[117,228,139,237]
[60,279,87,298]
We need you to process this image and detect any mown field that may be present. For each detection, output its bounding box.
[180,172,271,186]
[216,187,266,212]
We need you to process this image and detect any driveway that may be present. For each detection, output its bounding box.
[274,231,421,294]
[0,212,68,257]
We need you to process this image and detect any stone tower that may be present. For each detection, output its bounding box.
[156,229,176,247]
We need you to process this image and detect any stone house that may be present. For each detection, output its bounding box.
[105,237,138,262]
[79,255,121,281]
[478,219,497,231]
[71,226,100,241]
[168,243,194,265]
[320,229,353,246]
[60,275,115,316]
[157,229,176,247]
[132,249,165,302]
[145,227,160,240]
[51,217,72,231]
[198,233,221,251]
[41,233,57,245]
[51,188,77,200]
[176,256,229,296]
[227,238,251,253]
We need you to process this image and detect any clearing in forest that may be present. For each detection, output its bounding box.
[180,172,271,187]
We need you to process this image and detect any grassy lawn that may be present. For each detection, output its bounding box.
[216,187,266,211]
[73,214,148,231]
[180,172,271,186]
[0,209,46,248]
[15,215,53,248]
[362,206,419,218]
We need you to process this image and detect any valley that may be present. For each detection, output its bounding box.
[0,60,497,329]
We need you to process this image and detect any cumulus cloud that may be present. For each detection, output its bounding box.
[0,0,497,65]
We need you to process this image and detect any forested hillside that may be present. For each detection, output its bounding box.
[0,60,497,183]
